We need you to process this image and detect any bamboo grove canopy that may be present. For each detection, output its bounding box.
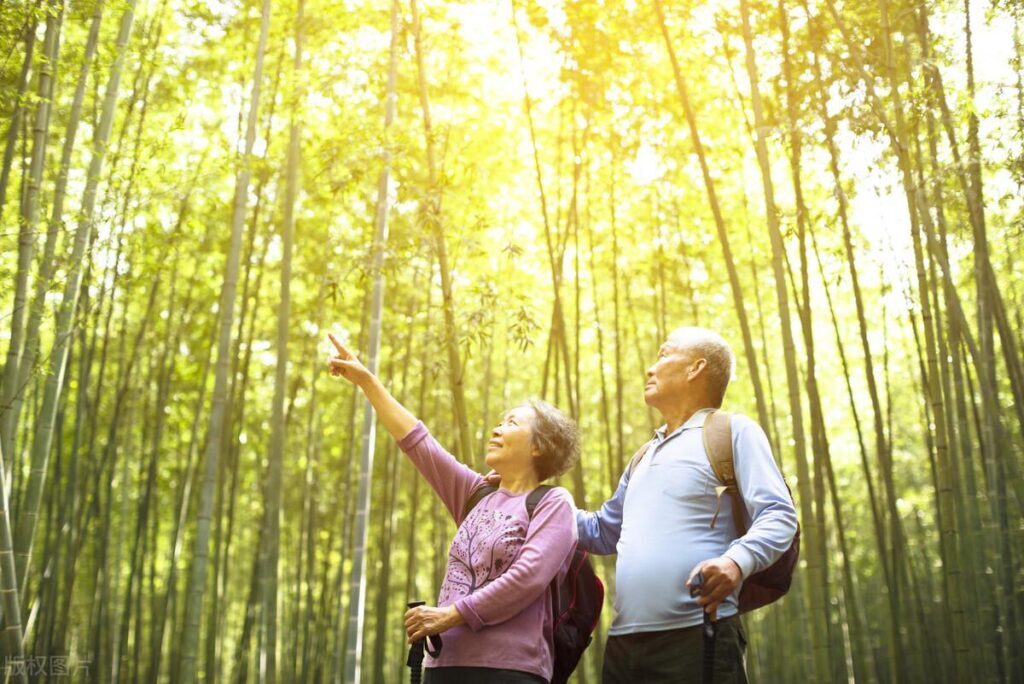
[0,0,1022,681]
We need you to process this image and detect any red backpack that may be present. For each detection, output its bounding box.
[462,485,604,683]
[626,410,799,613]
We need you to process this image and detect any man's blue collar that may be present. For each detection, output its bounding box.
[654,407,717,442]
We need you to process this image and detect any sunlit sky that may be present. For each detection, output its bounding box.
[440,0,1020,297]
[58,0,1017,346]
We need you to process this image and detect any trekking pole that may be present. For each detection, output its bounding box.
[701,606,717,684]
[690,572,717,684]
[407,601,426,684]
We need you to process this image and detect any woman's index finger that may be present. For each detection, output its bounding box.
[327,333,350,357]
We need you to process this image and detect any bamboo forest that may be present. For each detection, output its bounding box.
[0,0,1022,680]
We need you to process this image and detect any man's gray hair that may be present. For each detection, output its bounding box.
[668,326,735,406]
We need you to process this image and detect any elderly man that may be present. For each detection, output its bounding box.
[579,326,798,683]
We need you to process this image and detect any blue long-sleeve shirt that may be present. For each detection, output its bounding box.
[577,409,798,635]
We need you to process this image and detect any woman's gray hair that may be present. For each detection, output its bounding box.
[518,399,579,482]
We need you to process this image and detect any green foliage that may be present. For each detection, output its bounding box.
[0,0,1022,681]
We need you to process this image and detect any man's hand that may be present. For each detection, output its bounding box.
[686,556,743,616]
[327,333,373,387]
[404,604,464,643]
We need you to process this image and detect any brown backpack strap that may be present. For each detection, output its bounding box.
[703,410,746,535]
[625,439,655,480]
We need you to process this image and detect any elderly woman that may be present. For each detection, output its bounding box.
[328,334,579,684]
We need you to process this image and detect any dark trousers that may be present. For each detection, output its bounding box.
[602,616,748,684]
[424,666,547,683]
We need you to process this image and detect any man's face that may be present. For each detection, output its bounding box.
[644,338,698,408]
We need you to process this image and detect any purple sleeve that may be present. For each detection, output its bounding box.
[398,421,485,523]
[453,488,578,631]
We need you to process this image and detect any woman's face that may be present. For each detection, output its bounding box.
[484,406,538,475]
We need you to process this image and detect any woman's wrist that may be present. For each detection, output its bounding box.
[444,604,465,629]
[357,372,384,396]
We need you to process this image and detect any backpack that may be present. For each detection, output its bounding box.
[462,485,604,684]
[626,409,799,613]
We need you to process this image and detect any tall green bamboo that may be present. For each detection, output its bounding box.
[735,0,831,678]
[652,0,775,444]
[343,1,399,681]
[776,4,867,672]
[5,0,104,501]
[878,0,970,671]
[0,0,62,468]
[0,440,27,684]
[0,5,38,220]
[803,9,899,660]
[261,0,304,679]
[12,0,136,603]
[178,0,272,679]
[409,0,473,464]
[0,1,1018,681]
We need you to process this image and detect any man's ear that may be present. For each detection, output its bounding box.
[688,358,708,381]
